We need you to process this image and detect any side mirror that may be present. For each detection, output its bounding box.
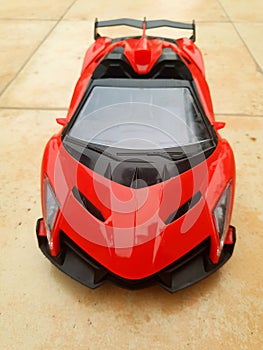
[56,117,67,126]
[212,121,226,131]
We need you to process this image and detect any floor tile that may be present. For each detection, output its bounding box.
[0,20,55,94]
[197,23,263,115]
[65,0,227,22]
[0,0,263,348]
[219,116,263,223]
[0,21,93,109]
[219,0,263,22]
[0,109,60,229]
[0,0,75,20]
[235,22,263,71]
[0,109,64,349]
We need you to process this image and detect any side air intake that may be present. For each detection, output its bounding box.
[165,191,202,225]
[72,186,106,222]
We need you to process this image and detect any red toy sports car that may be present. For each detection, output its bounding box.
[36,18,236,292]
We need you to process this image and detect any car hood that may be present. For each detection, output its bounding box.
[63,135,216,188]
[55,143,212,249]
[44,138,234,278]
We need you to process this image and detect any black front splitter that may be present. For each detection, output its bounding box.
[36,218,236,293]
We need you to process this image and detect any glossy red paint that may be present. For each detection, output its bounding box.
[38,21,236,282]
[40,132,235,278]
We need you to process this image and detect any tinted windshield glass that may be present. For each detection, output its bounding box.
[69,86,211,150]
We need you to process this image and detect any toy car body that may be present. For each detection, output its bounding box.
[36,18,236,292]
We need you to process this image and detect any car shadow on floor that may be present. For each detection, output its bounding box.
[49,263,224,311]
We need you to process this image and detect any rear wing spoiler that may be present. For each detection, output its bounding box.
[94,18,196,42]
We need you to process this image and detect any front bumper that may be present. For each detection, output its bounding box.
[36,218,236,293]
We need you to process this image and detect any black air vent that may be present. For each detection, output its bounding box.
[165,191,202,225]
[146,48,192,80]
[72,187,106,222]
[92,47,135,79]
[63,138,216,188]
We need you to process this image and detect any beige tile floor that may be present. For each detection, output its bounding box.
[0,1,262,349]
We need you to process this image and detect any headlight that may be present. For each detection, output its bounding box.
[213,182,232,253]
[44,177,60,245]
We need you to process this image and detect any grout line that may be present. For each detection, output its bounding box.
[231,22,263,74]
[196,20,263,25]
[0,21,59,98]
[2,17,260,24]
[64,19,232,24]
[0,106,68,112]
[0,0,79,100]
[1,17,263,24]
[60,0,79,21]
[216,0,263,74]
[0,18,58,21]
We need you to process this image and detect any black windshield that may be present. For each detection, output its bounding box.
[63,80,216,187]
[69,85,212,150]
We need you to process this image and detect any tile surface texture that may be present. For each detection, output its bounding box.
[0,20,55,94]
[0,1,262,349]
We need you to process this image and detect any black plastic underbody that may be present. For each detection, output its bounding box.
[36,218,236,293]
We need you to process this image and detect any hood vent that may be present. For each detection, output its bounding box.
[165,191,201,225]
[63,137,216,189]
[104,160,163,188]
[72,187,106,222]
